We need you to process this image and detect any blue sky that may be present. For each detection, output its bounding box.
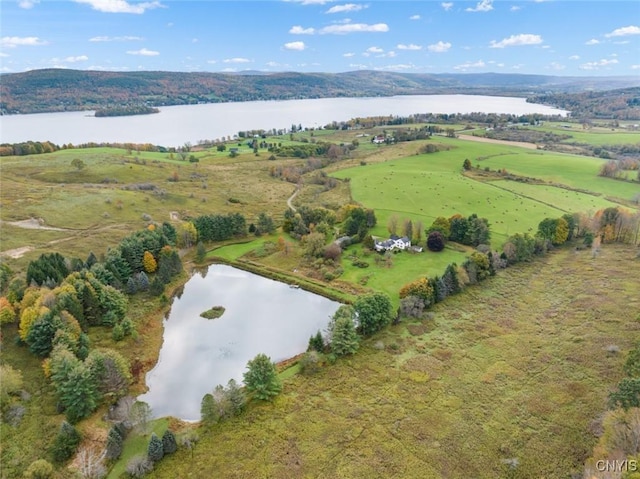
[1,0,639,76]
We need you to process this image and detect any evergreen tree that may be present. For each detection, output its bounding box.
[136,271,150,291]
[51,421,81,464]
[196,241,206,263]
[149,277,164,296]
[329,312,359,356]
[307,330,324,352]
[26,313,63,357]
[226,379,246,415]
[126,277,138,295]
[85,251,98,269]
[106,425,124,460]
[162,430,178,455]
[200,393,217,426]
[147,433,164,463]
[243,353,282,401]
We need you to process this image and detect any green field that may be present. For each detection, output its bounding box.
[332,139,638,246]
[535,123,640,146]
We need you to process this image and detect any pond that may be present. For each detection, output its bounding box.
[137,264,341,421]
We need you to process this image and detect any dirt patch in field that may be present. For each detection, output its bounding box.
[2,218,69,231]
[0,246,34,259]
[457,134,539,150]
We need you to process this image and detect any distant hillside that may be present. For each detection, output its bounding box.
[528,88,640,120]
[1,68,639,115]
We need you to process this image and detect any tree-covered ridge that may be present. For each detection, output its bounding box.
[1,68,639,115]
[528,87,640,120]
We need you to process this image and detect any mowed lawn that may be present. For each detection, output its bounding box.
[333,139,638,247]
[152,244,640,479]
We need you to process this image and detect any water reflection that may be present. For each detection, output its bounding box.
[137,264,341,421]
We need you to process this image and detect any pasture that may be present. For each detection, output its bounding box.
[332,138,638,246]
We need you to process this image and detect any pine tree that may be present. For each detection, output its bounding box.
[307,330,324,352]
[226,379,246,415]
[243,354,282,401]
[162,430,178,455]
[136,271,150,291]
[106,426,124,460]
[149,277,164,296]
[329,311,359,356]
[147,433,164,463]
[51,421,81,464]
[196,241,206,263]
[200,393,217,426]
[126,277,138,295]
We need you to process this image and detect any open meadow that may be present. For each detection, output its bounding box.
[149,244,640,479]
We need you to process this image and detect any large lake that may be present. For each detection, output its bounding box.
[0,95,566,147]
[137,264,341,421]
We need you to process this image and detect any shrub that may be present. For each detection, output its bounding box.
[243,353,282,401]
[427,231,445,252]
[299,351,322,375]
[51,421,81,464]
[24,459,54,479]
[126,455,153,478]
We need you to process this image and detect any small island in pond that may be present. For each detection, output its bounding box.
[94,105,160,117]
[200,306,226,320]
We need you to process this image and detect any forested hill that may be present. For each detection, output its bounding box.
[1,68,639,115]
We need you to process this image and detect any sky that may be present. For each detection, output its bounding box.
[1,0,639,76]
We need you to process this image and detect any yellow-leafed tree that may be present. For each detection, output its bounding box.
[0,297,16,325]
[143,251,157,273]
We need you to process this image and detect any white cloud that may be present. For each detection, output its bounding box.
[427,41,451,53]
[207,60,217,64]
[569,55,580,60]
[375,63,415,71]
[441,2,453,10]
[614,40,630,45]
[18,0,39,9]
[192,38,198,43]
[510,5,521,11]
[366,46,383,53]
[126,48,159,56]
[343,52,355,57]
[466,0,492,12]
[326,3,366,14]
[605,25,640,37]
[266,61,289,68]
[349,63,368,69]
[74,0,164,14]
[454,60,486,70]
[409,14,420,20]
[221,67,237,72]
[631,65,640,70]
[319,23,388,34]
[223,57,251,63]
[289,25,316,34]
[579,58,618,70]
[87,65,129,71]
[0,36,48,48]
[64,55,89,63]
[397,43,422,51]
[0,52,9,57]
[286,0,335,4]
[89,35,143,42]
[585,38,600,45]
[284,41,306,51]
[378,51,396,58]
[547,62,565,71]
[490,34,543,48]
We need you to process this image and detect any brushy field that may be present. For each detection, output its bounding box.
[150,244,640,479]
